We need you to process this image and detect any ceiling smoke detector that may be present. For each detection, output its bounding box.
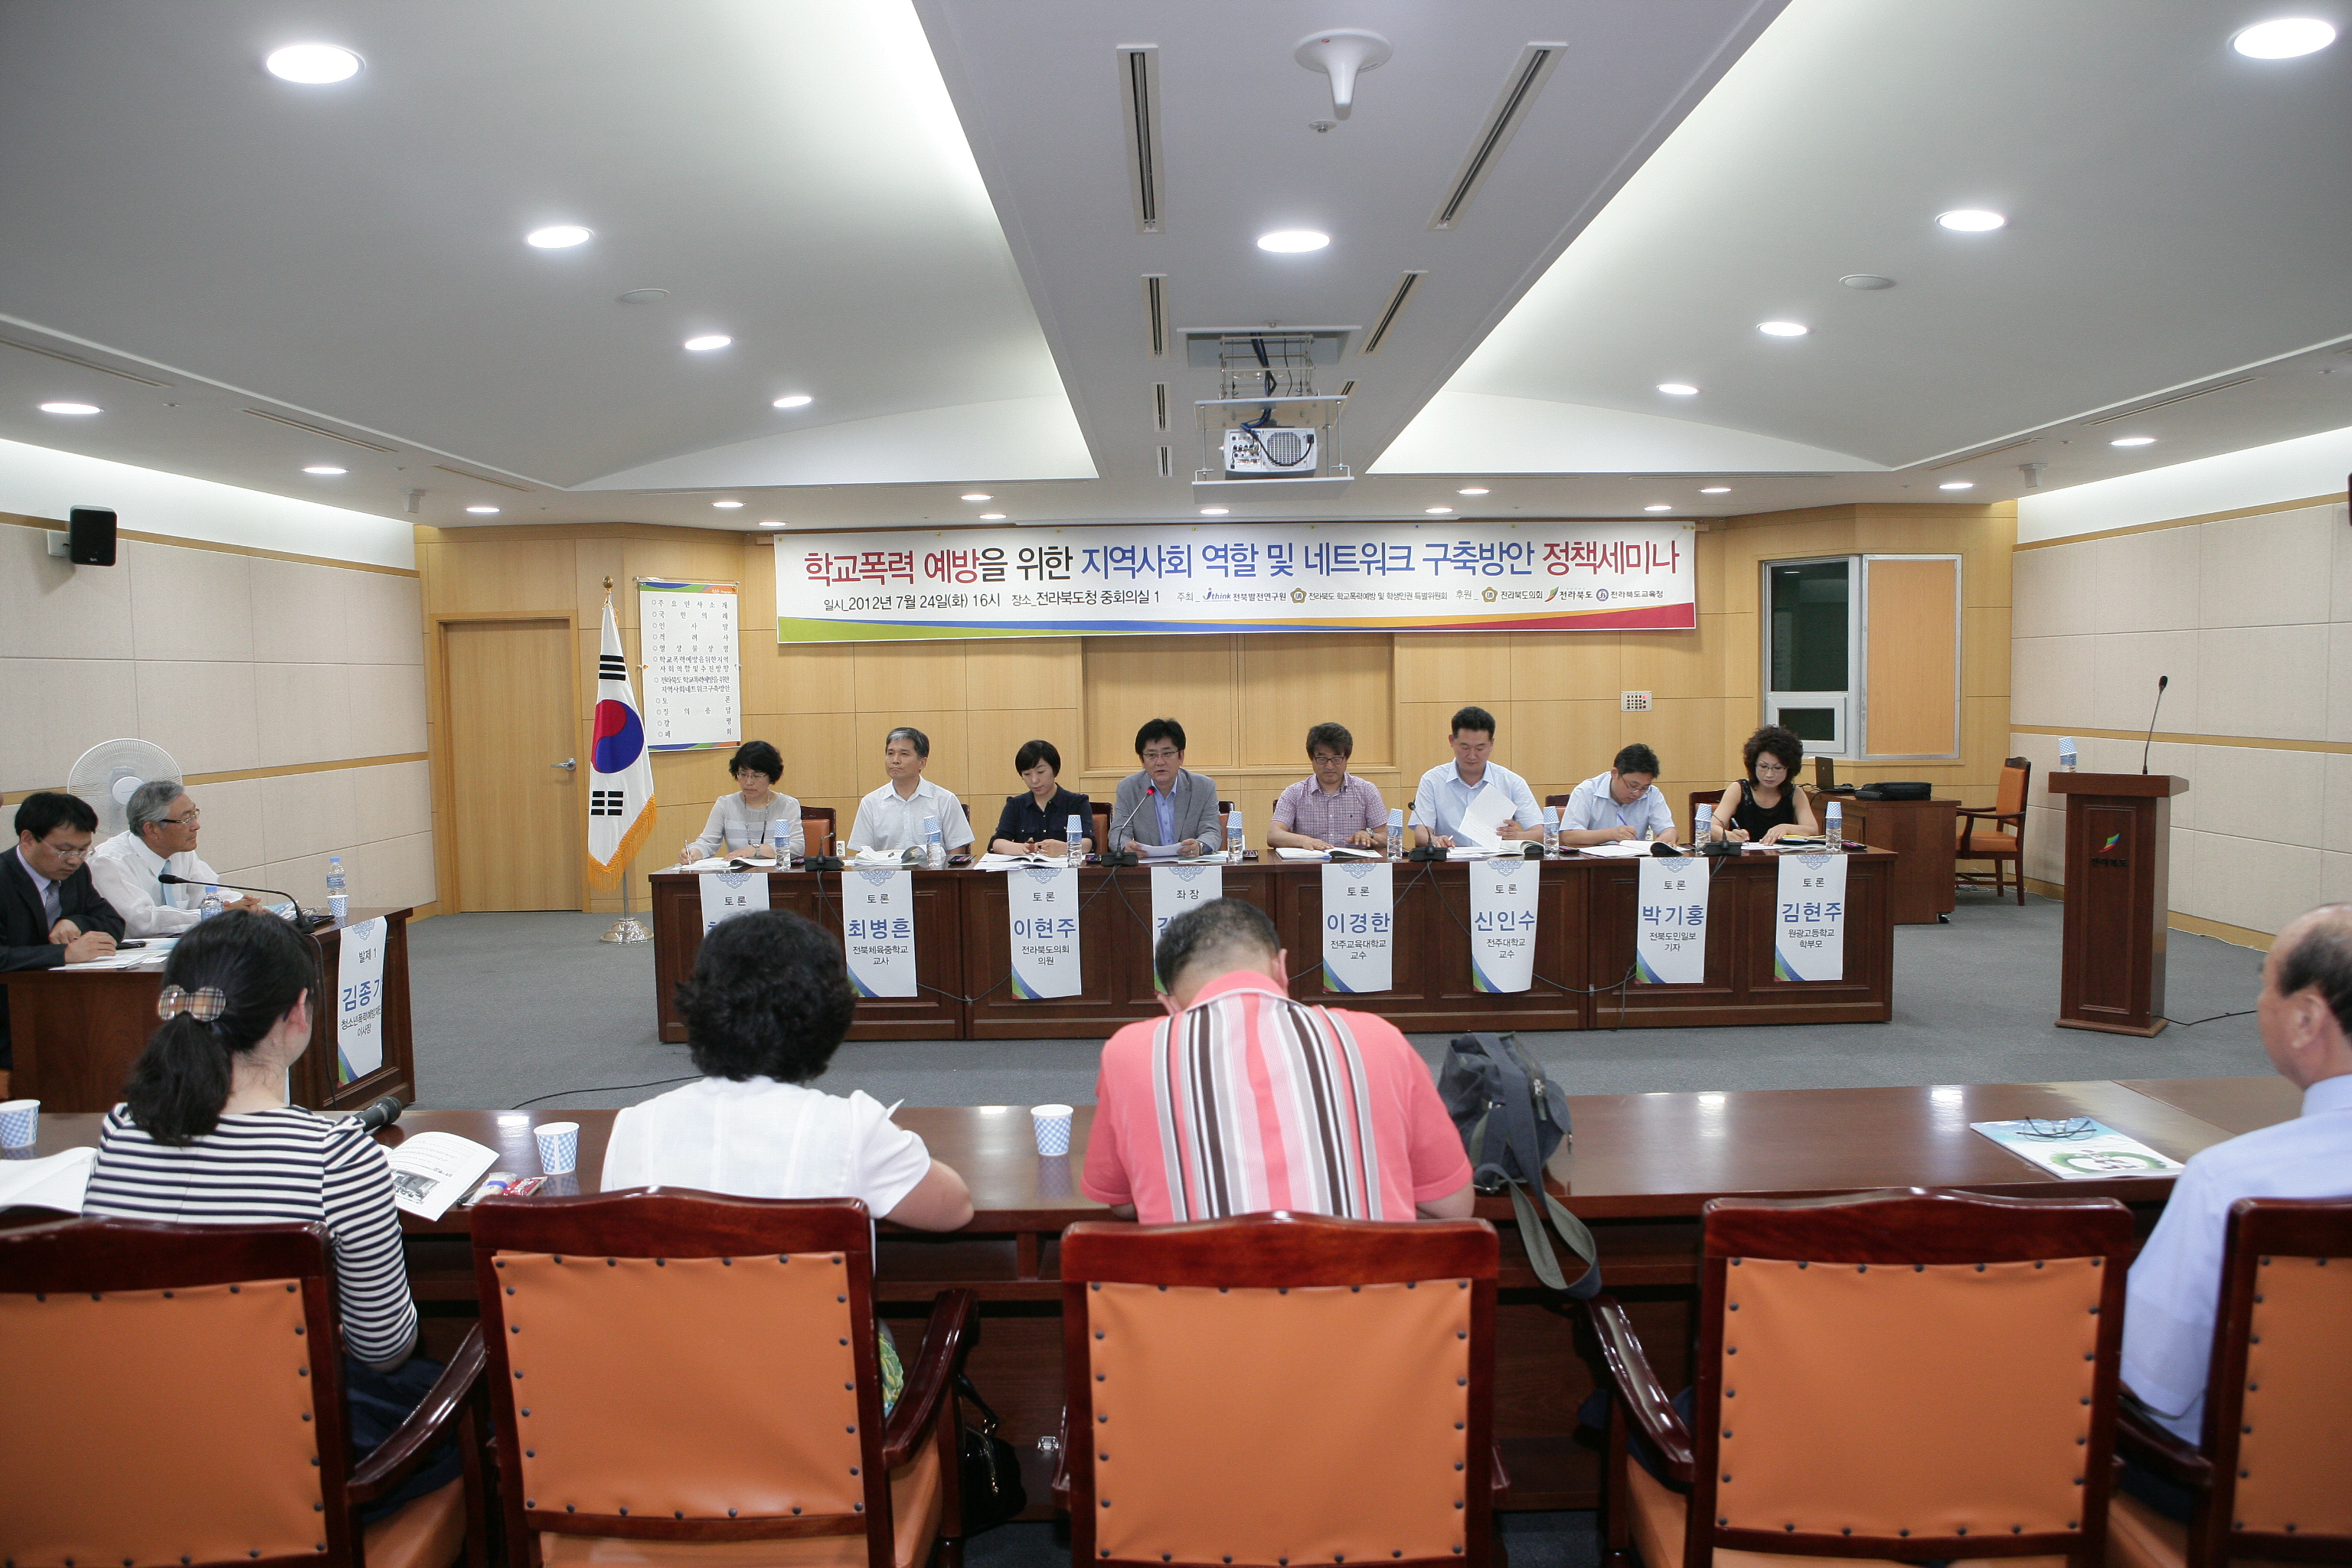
[1293,29,1392,121]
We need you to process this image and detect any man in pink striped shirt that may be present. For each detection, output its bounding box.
[1081,900,1473,1223]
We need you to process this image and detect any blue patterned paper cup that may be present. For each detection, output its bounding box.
[0,1099,39,1149]
[1031,1104,1073,1158]
[533,1120,580,1176]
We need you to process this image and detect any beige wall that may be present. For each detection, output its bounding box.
[0,514,435,913]
[2010,495,2352,939]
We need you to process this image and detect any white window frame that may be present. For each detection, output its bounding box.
[1762,556,1858,758]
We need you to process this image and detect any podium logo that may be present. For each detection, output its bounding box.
[2099,831,2121,852]
[2092,829,2128,868]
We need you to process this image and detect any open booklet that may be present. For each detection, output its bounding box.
[384,1131,501,1221]
[973,851,1070,871]
[1971,1118,2184,1180]
[0,1147,96,1211]
[1273,845,1383,861]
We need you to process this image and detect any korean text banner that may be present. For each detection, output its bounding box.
[778,518,1697,642]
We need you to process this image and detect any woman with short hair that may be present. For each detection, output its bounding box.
[680,738,805,862]
[988,738,1093,857]
[1710,725,1821,845]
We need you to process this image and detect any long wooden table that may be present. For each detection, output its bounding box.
[649,851,1900,1041]
[0,906,415,1114]
[26,1074,2295,1513]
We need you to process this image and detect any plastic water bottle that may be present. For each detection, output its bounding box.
[1388,808,1406,862]
[1694,803,1713,844]
[326,855,348,921]
[923,818,945,871]
[1066,814,1085,863]
[1541,805,1560,857]
[200,885,223,921]
[1226,806,1246,863]
[2059,737,2079,773]
[1824,800,1843,850]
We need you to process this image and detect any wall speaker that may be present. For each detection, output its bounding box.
[68,506,116,566]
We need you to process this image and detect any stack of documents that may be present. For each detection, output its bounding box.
[1574,840,1658,859]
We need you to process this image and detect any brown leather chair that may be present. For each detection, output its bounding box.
[1586,1186,2132,1568]
[1092,801,1112,851]
[469,1188,976,1568]
[802,805,836,858]
[1687,789,1725,841]
[0,1212,490,1568]
[2109,1196,2352,1568]
[1956,757,2030,905]
[1057,1211,1507,1568]
[1544,792,1571,810]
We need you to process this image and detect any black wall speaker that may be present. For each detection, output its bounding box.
[67,506,116,566]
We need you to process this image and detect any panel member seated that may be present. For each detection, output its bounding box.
[1083,898,1472,1223]
[1107,718,1222,857]
[848,727,973,854]
[90,779,263,935]
[1708,726,1819,845]
[1560,743,1677,847]
[2,791,127,1093]
[680,740,805,864]
[1410,705,1541,848]
[988,740,1093,857]
[1267,722,1388,853]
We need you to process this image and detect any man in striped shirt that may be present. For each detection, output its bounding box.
[1081,899,1472,1223]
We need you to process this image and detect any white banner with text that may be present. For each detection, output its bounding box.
[1773,854,1847,982]
[1468,859,1540,994]
[1321,859,1394,994]
[335,916,388,1084]
[1635,857,1710,985]
[842,866,916,998]
[1008,864,1082,999]
[699,869,770,934]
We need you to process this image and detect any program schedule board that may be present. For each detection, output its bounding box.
[639,579,740,751]
[776,519,1696,642]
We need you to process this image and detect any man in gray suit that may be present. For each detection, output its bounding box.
[1107,718,1223,856]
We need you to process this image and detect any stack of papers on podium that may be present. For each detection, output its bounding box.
[0,1147,95,1212]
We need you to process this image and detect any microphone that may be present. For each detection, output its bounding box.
[1104,782,1159,866]
[349,1094,406,1133]
[160,873,329,928]
[2141,675,2168,775]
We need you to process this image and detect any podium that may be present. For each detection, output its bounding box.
[2047,773,2189,1036]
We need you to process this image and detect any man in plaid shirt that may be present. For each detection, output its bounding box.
[1266,722,1391,853]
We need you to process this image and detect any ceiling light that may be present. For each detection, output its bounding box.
[772,394,813,409]
[1841,274,1895,290]
[712,500,743,509]
[302,465,346,475]
[616,288,669,305]
[1457,486,1490,495]
[1700,486,1731,495]
[1936,208,2007,232]
[1644,504,1674,512]
[1938,482,1975,492]
[962,493,992,501]
[525,225,592,249]
[760,519,786,528]
[979,513,1006,520]
[466,505,500,514]
[2110,436,2157,447]
[1425,506,1452,514]
[1657,383,1699,397]
[264,43,361,83]
[1256,230,1331,253]
[683,335,731,352]
[1200,506,1230,515]
[2233,18,2335,57]
[1757,321,1808,337]
[38,401,100,415]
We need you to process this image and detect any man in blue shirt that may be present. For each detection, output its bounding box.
[1410,706,1541,848]
[1559,743,1678,847]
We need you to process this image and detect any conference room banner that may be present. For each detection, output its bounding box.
[842,866,917,998]
[698,869,769,934]
[1322,860,1394,993]
[777,518,1697,641]
[1468,858,1540,994]
[1635,857,1710,985]
[335,916,389,1085]
[1772,854,1847,982]
[1008,864,1082,1000]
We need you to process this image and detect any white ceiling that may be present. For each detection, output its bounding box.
[0,0,2345,535]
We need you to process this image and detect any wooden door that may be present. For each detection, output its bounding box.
[444,619,582,910]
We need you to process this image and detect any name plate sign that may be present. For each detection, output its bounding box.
[843,866,916,998]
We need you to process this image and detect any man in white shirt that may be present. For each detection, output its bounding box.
[1559,743,1678,847]
[88,780,263,936]
[2121,903,2352,1462]
[1410,705,1541,848]
[847,727,974,854]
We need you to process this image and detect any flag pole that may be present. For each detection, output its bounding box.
[595,577,652,945]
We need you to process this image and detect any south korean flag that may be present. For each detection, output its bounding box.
[586,598,657,881]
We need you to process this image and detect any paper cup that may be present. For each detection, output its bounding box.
[533,1120,580,1176]
[0,1099,37,1149]
[1031,1103,1073,1158]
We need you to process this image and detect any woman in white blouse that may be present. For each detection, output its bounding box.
[680,739,805,863]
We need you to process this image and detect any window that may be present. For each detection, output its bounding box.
[1766,559,1854,753]
[1762,555,1959,760]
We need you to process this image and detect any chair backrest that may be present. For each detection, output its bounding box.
[1061,1212,1501,1568]
[2192,1196,2352,1564]
[470,1189,898,1566]
[0,1214,357,1566]
[803,805,836,857]
[1685,1187,2132,1568]
[1544,792,1570,809]
[1092,801,1111,847]
[1998,757,2030,817]
[1688,789,1725,839]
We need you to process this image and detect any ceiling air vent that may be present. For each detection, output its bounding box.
[243,408,396,453]
[1119,45,1166,234]
[0,338,169,388]
[1143,275,1169,358]
[1359,272,1426,356]
[1153,383,1170,431]
[1158,445,1173,479]
[1429,43,1566,230]
[1924,437,2037,471]
[2082,376,2257,424]
[433,464,531,494]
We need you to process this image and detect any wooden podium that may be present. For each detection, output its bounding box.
[2048,773,2189,1036]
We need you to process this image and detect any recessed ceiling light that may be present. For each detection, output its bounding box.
[712,500,743,509]
[1936,209,2007,233]
[772,394,813,410]
[38,401,100,415]
[1457,486,1490,495]
[525,225,592,249]
[1644,504,1674,512]
[1657,383,1699,397]
[302,465,346,475]
[683,335,731,352]
[1200,506,1230,515]
[979,512,1006,520]
[1425,506,1452,514]
[1841,274,1895,290]
[1700,486,1731,495]
[760,519,786,528]
[616,288,670,305]
[466,505,500,514]
[1757,321,1808,337]
[1938,482,1975,492]
[2110,436,2157,447]
[961,493,992,501]
[1256,229,1331,253]
[264,43,361,83]
[2233,18,2335,57]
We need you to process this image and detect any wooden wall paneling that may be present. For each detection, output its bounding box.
[1081,635,1239,774]
[964,638,1084,712]
[1507,697,1623,800]
[1235,632,1394,766]
[855,639,969,716]
[1393,630,1513,707]
[1510,629,1622,701]
[1864,557,1959,756]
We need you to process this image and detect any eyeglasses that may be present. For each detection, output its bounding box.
[1140,749,1181,763]
[2016,1116,2095,1140]
[41,841,92,862]
[158,812,201,826]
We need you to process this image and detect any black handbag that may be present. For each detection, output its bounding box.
[955,1372,1027,1534]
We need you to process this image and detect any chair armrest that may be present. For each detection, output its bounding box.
[1580,1294,1694,1485]
[348,1325,486,1503]
[881,1288,979,1470]
[1955,808,2024,829]
[1489,1439,1511,1505]
[2115,1390,2212,1491]
[1050,1407,1071,1503]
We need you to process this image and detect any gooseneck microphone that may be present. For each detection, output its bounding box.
[2141,675,2169,775]
[159,872,328,927]
[350,1094,406,1133]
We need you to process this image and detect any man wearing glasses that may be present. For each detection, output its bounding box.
[90,779,262,936]
[1106,718,1223,858]
[3,791,127,1094]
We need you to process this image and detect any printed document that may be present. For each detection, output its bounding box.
[1970,1119,2183,1180]
[384,1132,501,1221]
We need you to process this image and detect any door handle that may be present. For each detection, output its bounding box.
[553,758,577,771]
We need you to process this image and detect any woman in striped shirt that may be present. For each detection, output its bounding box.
[83,911,459,1516]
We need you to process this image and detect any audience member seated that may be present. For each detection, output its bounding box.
[680,738,804,863]
[1709,725,1819,845]
[1559,742,1677,847]
[79,910,460,1519]
[1411,704,1541,848]
[848,726,974,854]
[2119,901,2352,1517]
[1107,717,1223,856]
[1082,897,1472,1222]
[89,779,262,936]
[1266,721,1389,852]
[989,737,1093,856]
[3,790,126,1095]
